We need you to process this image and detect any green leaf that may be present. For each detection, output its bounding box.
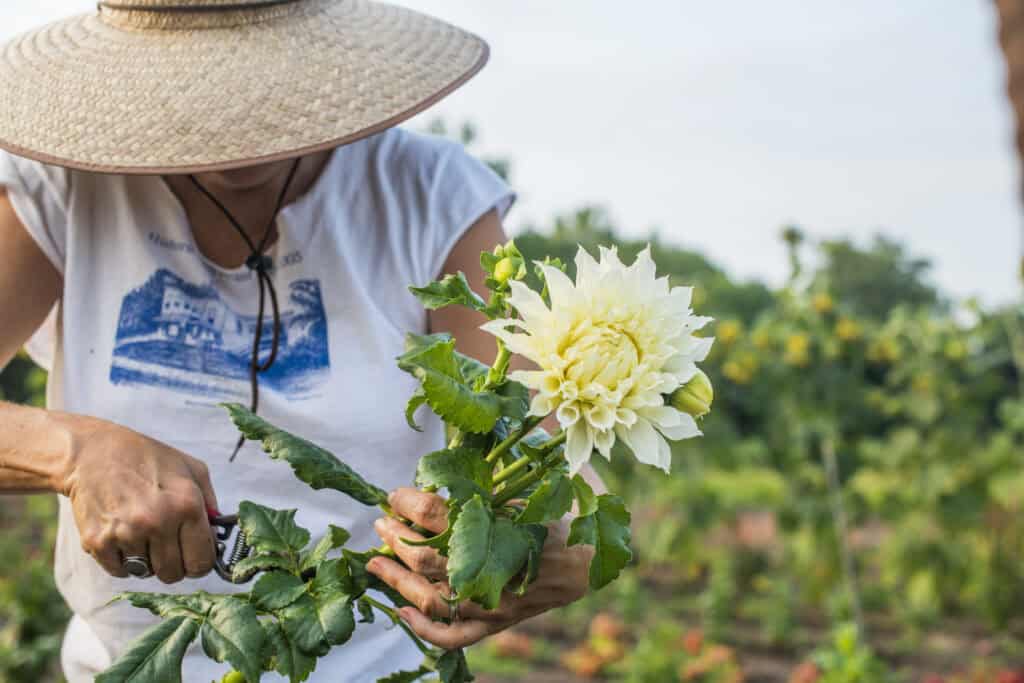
[199,597,267,683]
[378,667,431,683]
[252,572,307,611]
[237,502,310,569]
[276,594,330,656]
[436,648,475,683]
[114,592,213,620]
[309,559,357,646]
[516,524,549,596]
[300,525,352,572]
[397,338,501,434]
[405,387,428,431]
[226,404,388,506]
[568,494,632,590]
[264,620,317,683]
[416,448,492,502]
[357,598,375,624]
[233,554,292,582]
[409,272,486,312]
[96,616,199,683]
[447,495,532,609]
[516,471,574,524]
[571,475,598,517]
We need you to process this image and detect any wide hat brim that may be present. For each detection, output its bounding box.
[0,0,488,174]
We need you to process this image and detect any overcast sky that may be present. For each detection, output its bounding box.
[2,1,1020,303]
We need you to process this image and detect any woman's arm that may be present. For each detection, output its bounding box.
[0,190,219,583]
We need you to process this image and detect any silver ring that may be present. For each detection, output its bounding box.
[122,555,154,579]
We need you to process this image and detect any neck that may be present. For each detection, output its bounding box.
[163,150,332,269]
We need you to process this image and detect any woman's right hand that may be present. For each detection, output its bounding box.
[61,419,220,584]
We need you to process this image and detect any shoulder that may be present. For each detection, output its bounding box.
[357,127,485,198]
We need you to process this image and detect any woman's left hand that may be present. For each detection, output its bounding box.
[367,487,592,650]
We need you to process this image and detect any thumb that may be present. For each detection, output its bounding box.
[184,456,220,517]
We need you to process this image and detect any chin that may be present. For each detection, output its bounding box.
[200,160,289,193]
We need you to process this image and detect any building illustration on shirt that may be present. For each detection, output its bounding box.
[110,268,330,398]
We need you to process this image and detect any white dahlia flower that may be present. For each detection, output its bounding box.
[482,246,713,474]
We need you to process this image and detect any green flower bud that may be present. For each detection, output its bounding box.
[221,671,246,683]
[669,369,713,418]
[494,257,517,284]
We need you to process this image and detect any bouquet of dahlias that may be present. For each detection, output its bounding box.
[97,243,714,683]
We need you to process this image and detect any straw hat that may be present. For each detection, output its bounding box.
[0,0,488,174]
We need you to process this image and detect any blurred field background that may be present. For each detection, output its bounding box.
[3,121,1024,682]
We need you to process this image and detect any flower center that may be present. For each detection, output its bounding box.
[563,323,641,390]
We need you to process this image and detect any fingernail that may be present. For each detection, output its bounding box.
[387,490,398,506]
[398,608,413,621]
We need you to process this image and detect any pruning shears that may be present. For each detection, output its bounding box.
[208,512,255,584]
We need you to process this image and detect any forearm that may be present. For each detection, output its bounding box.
[0,400,96,494]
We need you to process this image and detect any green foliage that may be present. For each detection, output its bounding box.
[226,404,387,506]
[812,623,894,682]
[567,495,633,590]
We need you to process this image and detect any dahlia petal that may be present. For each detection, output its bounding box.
[557,401,581,427]
[507,369,548,391]
[620,418,661,469]
[574,246,601,289]
[654,433,673,473]
[507,280,552,325]
[640,405,683,429]
[656,412,702,441]
[585,403,616,432]
[565,422,595,475]
[530,392,555,417]
[540,264,576,307]
[595,428,615,459]
[691,336,714,362]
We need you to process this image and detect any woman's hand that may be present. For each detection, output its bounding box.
[367,487,592,650]
[61,418,220,584]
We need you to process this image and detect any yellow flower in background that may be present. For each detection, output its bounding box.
[485,246,713,474]
[912,373,934,394]
[784,333,810,366]
[716,319,742,346]
[751,329,771,350]
[722,360,752,384]
[835,318,862,342]
[812,292,834,314]
[867,338,901,364]
[944,339,967,361]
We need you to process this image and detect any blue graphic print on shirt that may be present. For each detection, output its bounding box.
[110,268,329,398]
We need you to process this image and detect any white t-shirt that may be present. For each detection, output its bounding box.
[0,128,514,683]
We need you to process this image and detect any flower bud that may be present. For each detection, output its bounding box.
[221,672,246,683]
[669,369,713,418]
[493,257,517,284]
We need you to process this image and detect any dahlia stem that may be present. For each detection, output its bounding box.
[484,339,512,389]
[492,433,567,506]
[360,595,432,656]
[485,416,544,465]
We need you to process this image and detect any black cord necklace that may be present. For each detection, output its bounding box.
[187,158,302,461]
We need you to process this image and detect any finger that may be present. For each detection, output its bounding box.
[91,545,129,578]
[183,456,219,515]
[150,526,186,584]
[399,607,492,650]
[79,524,129,578]
[367,556,452,618]
[374,517,447,580]
[180,492,217,578]
[388,487,449,534]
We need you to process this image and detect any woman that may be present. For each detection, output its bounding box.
[0,1,596,680]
